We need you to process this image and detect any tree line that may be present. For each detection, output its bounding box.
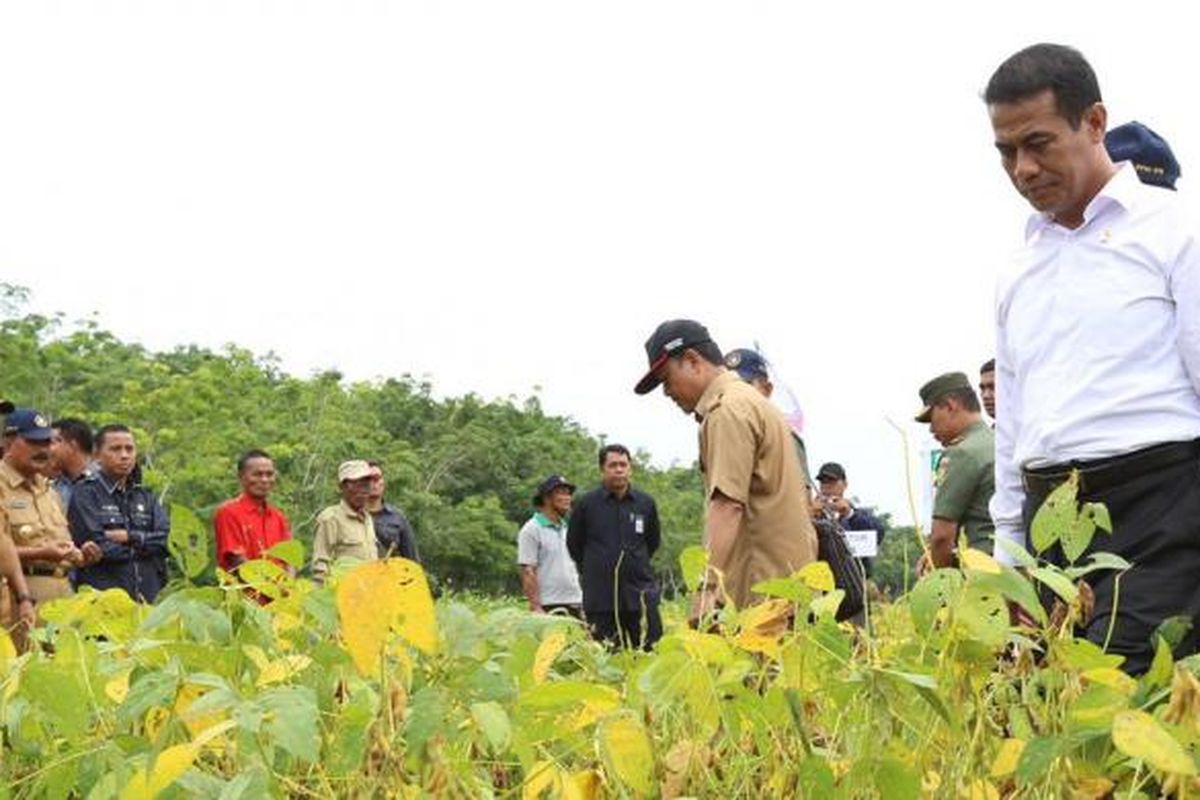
[0,284,916,597]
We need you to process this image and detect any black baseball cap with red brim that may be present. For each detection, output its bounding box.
[634,319,715,395]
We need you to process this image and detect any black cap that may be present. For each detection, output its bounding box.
[0,399,12,414]
[634,319,716,395]
[533,474,576,505]
[1105,121,1181,190]
[816,462,845,482]
[4,408,53,441]
[724,348,769,381]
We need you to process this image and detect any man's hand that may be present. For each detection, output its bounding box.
[43,540,78,562]
[79,541,103,566]
[104,528,130,544]
[828,497,852,519]
[16,597,35,629]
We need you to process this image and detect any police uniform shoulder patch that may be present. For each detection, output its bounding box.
[935,454,950,487]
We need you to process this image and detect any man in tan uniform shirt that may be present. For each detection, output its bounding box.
[634,320,818,619]
[310,459,379,582]
[0,400,38,639]
[1,408,100,639]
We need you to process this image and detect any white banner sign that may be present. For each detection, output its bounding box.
[844,529,879,559]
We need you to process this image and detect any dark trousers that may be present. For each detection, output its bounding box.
[1021,442,1200,675]
[587,606,663,651]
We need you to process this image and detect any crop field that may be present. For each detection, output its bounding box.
[3,489,1200,800]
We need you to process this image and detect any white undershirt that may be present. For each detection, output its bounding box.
[991,164,1200,565]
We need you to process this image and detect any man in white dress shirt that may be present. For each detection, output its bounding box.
[986,43,1200,674]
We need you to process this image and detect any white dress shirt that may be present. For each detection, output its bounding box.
[991,164,1200,565]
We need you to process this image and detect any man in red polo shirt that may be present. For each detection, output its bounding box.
[213,449,293,575]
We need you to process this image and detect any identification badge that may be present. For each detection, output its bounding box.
[844,529,879,559]
[634,515,645,535]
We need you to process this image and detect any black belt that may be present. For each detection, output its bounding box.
[1022,439,1200,497]
[22,562,69,579]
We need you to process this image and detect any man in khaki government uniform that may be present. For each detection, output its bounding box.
[310,460,379,582]
[1,409,100,632]
[634,320,818,622]
[0,400,38,641]
[915,373,995,568]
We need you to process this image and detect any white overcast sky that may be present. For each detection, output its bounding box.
[2,2,1196,523]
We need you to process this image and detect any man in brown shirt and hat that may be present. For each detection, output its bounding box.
[634,320,818,623]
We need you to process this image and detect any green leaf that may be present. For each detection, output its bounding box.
[797,756,835,797]
[169,503,211,579]
[875,756,921,800]
[597,714,655,796]
[994,536,1037,570]
[907,569,963,635]
[1112,709,1197,775]
[23,661,89,737]
[1153,615,1194,652]
[1082,502,1112,533]
[117,669,180,725]
[1064,551,1132,580]
[256,686,319,762]
[1030,473,1079,555]
[1066,685,1128,733]
[471,701,512,753]
[1143,637,1175,691]
[327,686,377,777]
[679,545,709,592]
[1059,515,1095,565]
[404,686,450,760]
[1055,638,1125,672]
[956,585,1009,647]
[973,570,1048,626]
[265,538,305,568]
[1031,567,1078,604]
[1015,736,1060,786]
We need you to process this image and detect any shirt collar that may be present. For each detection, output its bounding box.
[237,492,273,512]
[339,500,367,520]
[0,460,35,490]
[693,370,739,422]
[532,511,564,528]
[1025,162,1141,240]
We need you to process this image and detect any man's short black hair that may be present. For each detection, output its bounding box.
[938,387,982,413]
[94,424,132,449]
[237,448,273,474]
[51,418,93,454]
[984,43,1102,129]
[980,358,996,374]
[598,443,632,468]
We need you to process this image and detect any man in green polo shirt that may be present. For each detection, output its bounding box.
[517,474,582,618]
[915,372,996,568]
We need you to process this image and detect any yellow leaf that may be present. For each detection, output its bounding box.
[120,721,235,800]
[1112,709,1197,775]
[532,630,568,685]
[120,742,199,800]
[105,669,133,704]
[990,738,1026,778]
[241,644,270,671]
[566,769,601,800]
[960,548,1001,574]
[598,714,655,796]
[797,561,835,592]
[1071,777,1115,800]
[962,779,1000,800]
[336,558,438,677]
[1082,667,1138,697]
[0,628,16,664]
[255,654,313,688]
[522,760,558,800]
[175,683,227,741]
